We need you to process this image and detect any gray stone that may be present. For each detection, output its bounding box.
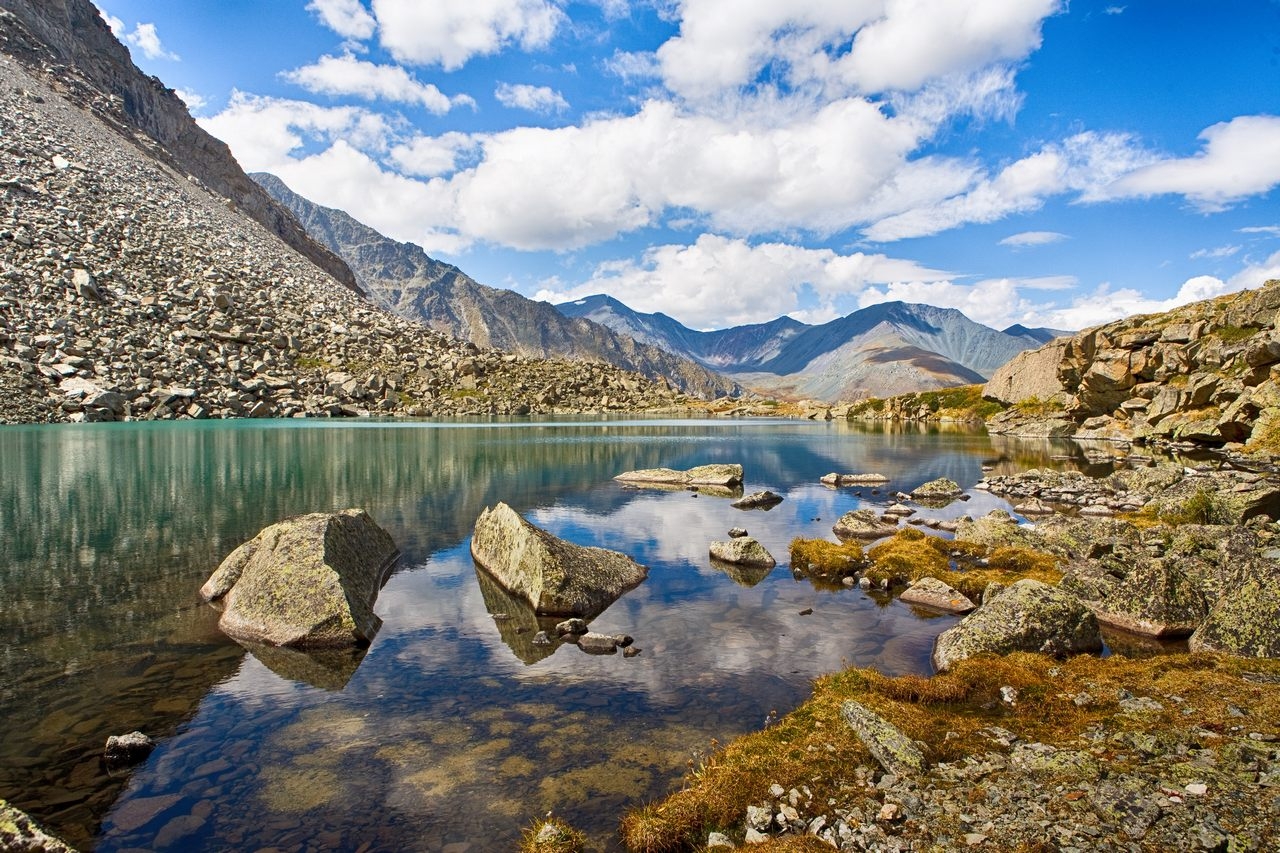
[840,700,926,777]
[1188,578,1280,658]
[932,579,1103,671]
[576,632,621,654]
[731,490,783,509]
[911,478,963,501]
[471,502,647,618]
[833,508,899,540]
[709,536,776,568]
[821,472,890,486]
[201,509,398,647]
[615,464,744,487]
[104,730,154,765]
[900,577,976,614]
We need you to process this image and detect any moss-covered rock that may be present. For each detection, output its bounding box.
[1188,579,1280,658]
[203,509,399,648]
[932,579,1102,672]
[839,700,926,777]
[0,799,76,853]
[471,502,647,618]
[833,508,899,540]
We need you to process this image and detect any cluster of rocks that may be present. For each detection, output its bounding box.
[0,42,689,424]
[724,712,1279,851]
[984,277,1280,448]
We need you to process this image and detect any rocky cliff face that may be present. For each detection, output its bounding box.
[253,175,740,400]
[984,279,1280,448]
[0,0,360,293]
[0,40,687,422]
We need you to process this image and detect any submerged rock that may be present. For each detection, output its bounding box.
[201,509,398,648]
[731,490,783,510]
[932,579,1102,671]
[615,464,744,487]
[709,536,777,568]
[471,502,647,618]
[1188,579,1280,658]
[833,509,899,540]
[900,577,976,615]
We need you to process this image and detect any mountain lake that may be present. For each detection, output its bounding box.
[0,417,1174,851]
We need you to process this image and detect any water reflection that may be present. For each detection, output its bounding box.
[0,417,1151,851]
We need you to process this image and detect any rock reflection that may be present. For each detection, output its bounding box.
[473,566,567,664]
[239,642,370,691]
[709,556,776,587]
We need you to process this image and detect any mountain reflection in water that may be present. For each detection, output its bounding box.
[0,417,1106,851]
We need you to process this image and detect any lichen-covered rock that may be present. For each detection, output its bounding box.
[911,478,963,501]
[840,700,926,777]
[0,799,77,853]
[1188,579,1280,658]
[471,502,647,618]
[731,490,783,509]
[900,577,976,614]
[202,509,398,648]
[932,579,1102,671]
[709,536,777,568]
[833,509,899,540]
[1088,559,1209,638]
[821,472,889,486]
[615,464,744,487]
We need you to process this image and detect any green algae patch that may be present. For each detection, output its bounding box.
[617,653,1280,852]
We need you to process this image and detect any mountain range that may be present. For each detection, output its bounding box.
[257,175,1065,403]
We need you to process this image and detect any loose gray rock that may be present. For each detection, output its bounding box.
[202,509,398,648]
[840,700,926,777]
[731,489,783,509]
[932,579,1103,671]
[833,508,899,540]
[821,473,889,486]
[900,577,976,614]
[471,502,647,618]
[709,536,777,568]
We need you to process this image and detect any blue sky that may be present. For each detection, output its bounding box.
[94,1,1280,332]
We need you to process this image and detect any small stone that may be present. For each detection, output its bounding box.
[728,527,748,538]
[1000,686,1018,706]
[105,731,154,765]
[877,802,903,822]
[1185,782,1208,796]
[707,831,735,848]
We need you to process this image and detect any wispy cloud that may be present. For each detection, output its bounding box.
[1190,244,1241,261]
[999,230,1068,248]
[494,83,569,113]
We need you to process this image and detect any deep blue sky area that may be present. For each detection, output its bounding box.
[95,0,1280,332]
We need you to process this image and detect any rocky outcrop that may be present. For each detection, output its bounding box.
[470,502,647,618]
[984,278,1280,447]
[1188,579,1280,658]
[833,509,900,540]
[0,51,689,424]
[932,580,1102,671]
[614,464,744,488]
[0,799,77,853]
[900,577,976,614]
[254,174,740,400]
[709,536,777,568]
[201,509,398,647]
[0,0,359,292]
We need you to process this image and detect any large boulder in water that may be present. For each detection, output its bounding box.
[201,509,398,648]
[932,579,1102,672]
[471,502,648,618]
[709,536,776,569]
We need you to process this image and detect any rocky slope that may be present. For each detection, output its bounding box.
[0,29,688,423]
[253,174,740,400]
[984,278,1280,448]
[561,296,1047,401]
[0,0,359,293]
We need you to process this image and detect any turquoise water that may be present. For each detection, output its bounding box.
[0,417,1078,851]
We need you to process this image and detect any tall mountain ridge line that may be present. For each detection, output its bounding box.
[0,0,692,423]
[252,173,740,400]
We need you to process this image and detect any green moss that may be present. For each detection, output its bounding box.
[1013,395,1065,417]
[1158,487,1233,526]
[1213,324,1257,343]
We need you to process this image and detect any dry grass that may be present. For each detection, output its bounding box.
[618,652,1280,852]
[861,530,1063,600]
[788,538,865,581]
[519,816,587,853]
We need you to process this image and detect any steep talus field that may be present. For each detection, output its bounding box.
[254,175,740,400]
[985,278,1280,449]
[0,2,689,424]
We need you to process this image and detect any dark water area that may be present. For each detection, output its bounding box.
[0,417,1132,851]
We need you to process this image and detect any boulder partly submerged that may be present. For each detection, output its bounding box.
[201,509,398,648]
[932,579,1102,672]
[709,536,777,569]
[615,464,744,488]
[471,502,647,618]
[900,577,976,615]
[821,472,890,486]
[833,508,899,540]
[731,490,784,510]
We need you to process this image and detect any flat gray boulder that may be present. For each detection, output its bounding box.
[912,478,964,502]
[615,464,744,487]
[932,579,1102,672]
[900,577,975,614]
[1188,579,1280,658]
[731,490,783,509]
[840,700,926,777]
[471,502,647,618]
[709,536,776,568]
[201,509,398,648]
[822,472,890,486]
[833,508,899,540]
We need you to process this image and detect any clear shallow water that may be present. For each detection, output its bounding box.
[1,417,1095,851]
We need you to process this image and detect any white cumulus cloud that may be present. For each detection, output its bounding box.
[494,83,569,113]
[306,0,377,40]
[371,0,564,69]
[282,54,471,113]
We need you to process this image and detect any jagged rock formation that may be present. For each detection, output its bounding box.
[984,279,1280,447]
[0,17,690,423]
[252,174,740,400]
[561,296,1049,401]
[0,0,358,292]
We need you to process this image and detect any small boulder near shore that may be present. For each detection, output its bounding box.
[615,464,744,488]
[900,577,976,614]
[821,472,890,486]
[201,509,398,648]
[833,508,899,540]
[932,579,1102,672]
[471,502,647,618]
